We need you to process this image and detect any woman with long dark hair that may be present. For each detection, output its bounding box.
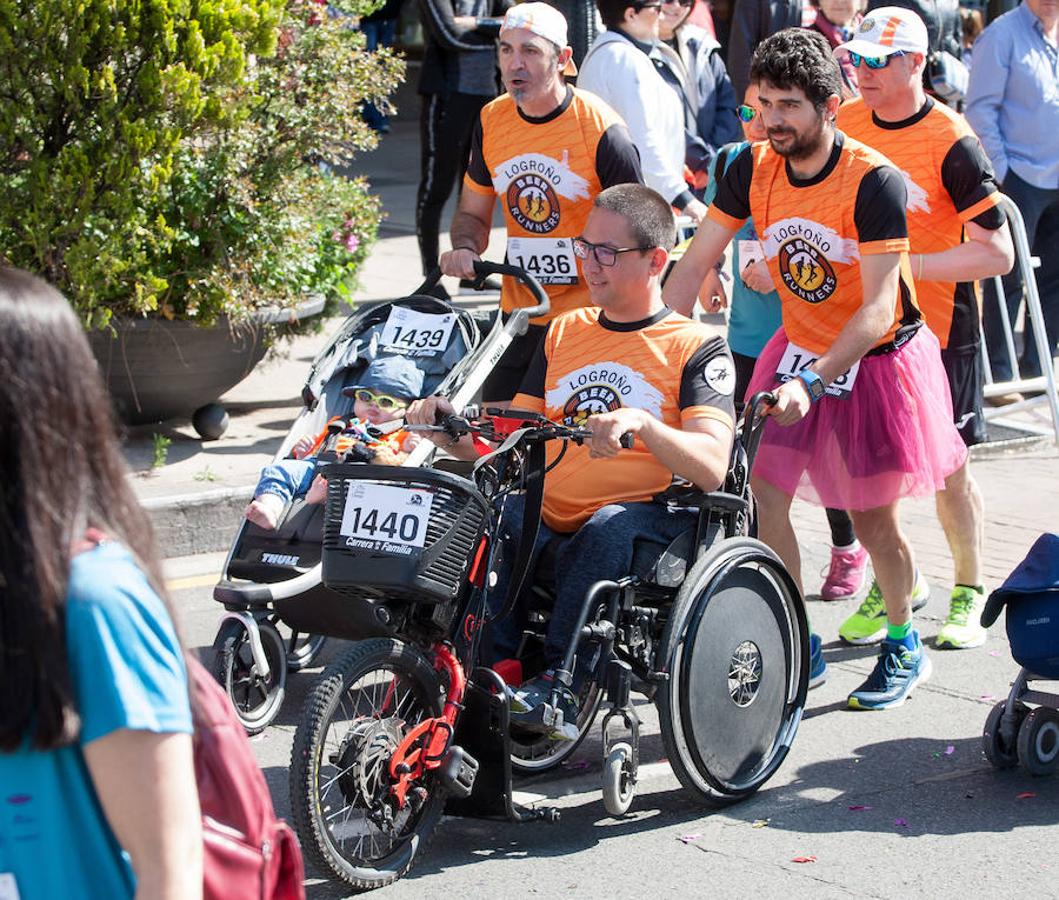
[0,268,202,898]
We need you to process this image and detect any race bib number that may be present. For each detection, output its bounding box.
[380,307,456,356]
[506,237,578,285]
[776,340,860,398]
[339,482,434,555]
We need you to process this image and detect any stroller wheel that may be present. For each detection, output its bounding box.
[211,618,287,734]
[982,701,1023,770]
[287,632,329,672]
[1017,707,1059,776]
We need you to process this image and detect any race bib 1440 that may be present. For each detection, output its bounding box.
[776,340,860,398]
[339,482,434,555]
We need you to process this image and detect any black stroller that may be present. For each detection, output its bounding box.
[209,263,535,732]
[981,532,1059,776]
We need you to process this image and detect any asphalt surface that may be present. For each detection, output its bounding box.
[169,504,1059,900]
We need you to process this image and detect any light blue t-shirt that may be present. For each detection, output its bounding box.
[0,542,192,899]
[704,141,783,359]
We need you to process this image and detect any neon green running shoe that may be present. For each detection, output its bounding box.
[839,570,931,645]
[935,586,987,649]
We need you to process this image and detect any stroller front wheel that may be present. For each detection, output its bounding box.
[211,618,287,734]
[1017,706,1059,776]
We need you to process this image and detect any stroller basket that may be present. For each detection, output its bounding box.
[321,463,489,607]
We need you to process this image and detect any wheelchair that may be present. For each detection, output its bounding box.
[275,264,808,891]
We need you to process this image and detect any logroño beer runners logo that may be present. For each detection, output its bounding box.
[491,150,590,234]
[762,218,859,305]
[546,362,664,425]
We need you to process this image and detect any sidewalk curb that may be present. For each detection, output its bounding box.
[144,484,254,558]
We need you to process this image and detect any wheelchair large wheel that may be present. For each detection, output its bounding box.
[657,537,808,806]
[211,618,287,735]
[290,638,447,892]
[509,679,603,775]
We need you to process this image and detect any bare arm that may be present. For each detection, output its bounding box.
[586,407,734,492]
[916,220,1014,283]
[662,216,737,317]
[85,730,202,900]
[443,189,497,279]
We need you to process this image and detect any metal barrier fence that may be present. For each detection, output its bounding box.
[978,194,1059,446]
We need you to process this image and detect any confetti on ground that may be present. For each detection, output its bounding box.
[563,760,591,771]
[932,752,941,759]
[945,745,955,756]
[1017,792,1036,800]
[791,856,817,864]
[848,805,872,811]
[980,694,995,701]
[752,819,770,829]
[678,834,702,844]
[894,818,908,827]
[989,650,1001,657]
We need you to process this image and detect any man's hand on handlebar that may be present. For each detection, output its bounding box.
[767,378,812,427]
[439,248,481,280]
[586,407,645,458]
[406,395,458,445]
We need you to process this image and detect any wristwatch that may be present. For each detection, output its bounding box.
[796,369,826,403]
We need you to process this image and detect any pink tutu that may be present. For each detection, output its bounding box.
[745,327,967,510]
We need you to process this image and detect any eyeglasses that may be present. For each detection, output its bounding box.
[736,104,759,123]
[573,237,654,267]
[662,0,695,7]
[848,49,906,69]
[633,1,663,11]
[354,389,409,411]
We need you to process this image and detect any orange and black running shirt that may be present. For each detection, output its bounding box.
[708,132,920,355]
[510,307,736,532]
[465,86,644,324]
[838,97,1005,352]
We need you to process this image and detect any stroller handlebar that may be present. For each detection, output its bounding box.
[415,262,551,321]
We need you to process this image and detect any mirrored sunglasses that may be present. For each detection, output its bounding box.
[736,104,759,123]
[848,49,906,69]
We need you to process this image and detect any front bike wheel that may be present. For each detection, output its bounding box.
[290,638,447,892]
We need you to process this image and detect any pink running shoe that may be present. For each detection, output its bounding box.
[820,544,869,601]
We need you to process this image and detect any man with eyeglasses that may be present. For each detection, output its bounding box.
[409,184,736,739]
[578,0,710,224]
[664,28,968,711]
[440,2,644,405]
[834,7,1014,652]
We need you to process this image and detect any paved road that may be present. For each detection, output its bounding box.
[170,448,1059,899]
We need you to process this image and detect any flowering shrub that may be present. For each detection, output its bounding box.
[0,0,403,328]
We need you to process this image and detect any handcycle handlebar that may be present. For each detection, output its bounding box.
[414,261,551,321]
[408,408,635,450]
[741,391,776,474]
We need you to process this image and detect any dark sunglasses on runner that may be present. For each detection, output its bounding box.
[573,237,654,267]
[848,49,906,69]
[662,0,696,7]
[633,1,663,10]
[736,104,759,123]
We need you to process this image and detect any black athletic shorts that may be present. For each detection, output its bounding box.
[480,316,550,403]
[941,345,987,447]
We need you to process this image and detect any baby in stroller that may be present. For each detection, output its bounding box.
[245,355,425,530]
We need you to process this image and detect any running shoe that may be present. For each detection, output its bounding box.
[508,671,580,741]
[820,544,869,600]
[808,633,827,689]
[935,586,988,649]
[847,634,932,710]
[838,570,931,645]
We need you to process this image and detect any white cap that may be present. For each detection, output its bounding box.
[835,6,929,58]
[501,3,577,75]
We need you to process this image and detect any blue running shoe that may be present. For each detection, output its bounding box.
[809,633,827,689]
[847,634,932,710]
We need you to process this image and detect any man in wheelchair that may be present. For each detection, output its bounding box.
[409,183,737,739]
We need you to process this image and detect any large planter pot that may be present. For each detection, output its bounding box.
[89,298,325,427]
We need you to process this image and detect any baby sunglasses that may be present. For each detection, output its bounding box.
[354,389,409,411]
